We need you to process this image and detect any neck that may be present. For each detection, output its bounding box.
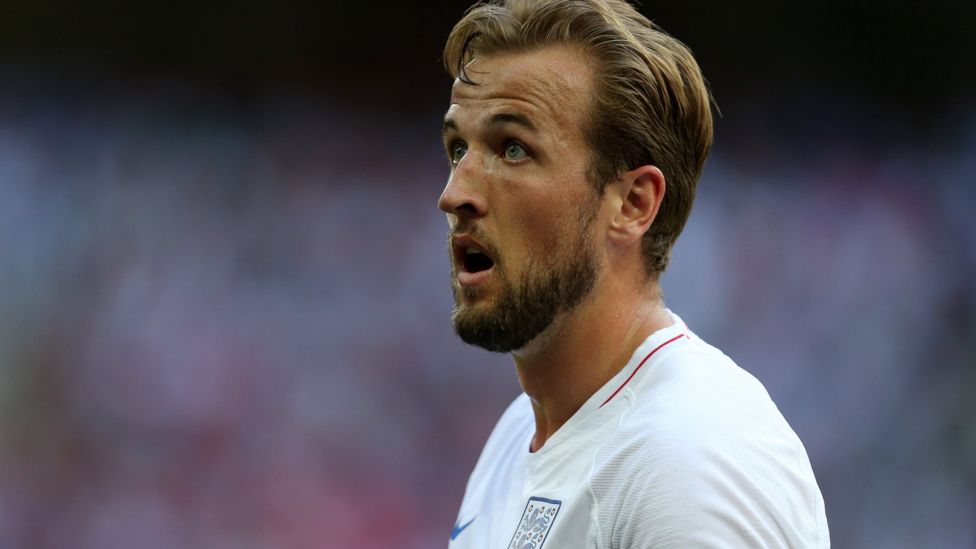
[513,280,671,452]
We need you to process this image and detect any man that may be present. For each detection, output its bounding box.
[438,0,829,547]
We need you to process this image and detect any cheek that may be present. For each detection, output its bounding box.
[493,167,593,260]
[504,205,574,267]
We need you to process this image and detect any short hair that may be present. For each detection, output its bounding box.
[444,0,714,277]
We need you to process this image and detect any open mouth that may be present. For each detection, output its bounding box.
[462,248,495,273]
[452,236,496,277]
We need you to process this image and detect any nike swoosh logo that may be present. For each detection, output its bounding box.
[450,516,476,540]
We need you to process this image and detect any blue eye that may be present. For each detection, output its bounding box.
[503,140,528,161]
[449,142,467,165]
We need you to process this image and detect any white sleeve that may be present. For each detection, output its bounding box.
[606,428,829,549]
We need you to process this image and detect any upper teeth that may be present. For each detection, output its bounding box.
[465,247,481,255]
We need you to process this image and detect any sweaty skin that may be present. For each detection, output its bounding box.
[481,153,497,176]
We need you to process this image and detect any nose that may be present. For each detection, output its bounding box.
[438,156,487,220]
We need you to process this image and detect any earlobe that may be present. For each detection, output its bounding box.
[609,165,666,242]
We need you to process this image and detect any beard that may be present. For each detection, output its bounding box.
[449,208,598,353]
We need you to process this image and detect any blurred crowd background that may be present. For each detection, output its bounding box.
[0,1,974,547]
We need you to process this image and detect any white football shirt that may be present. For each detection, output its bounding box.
[449,311,829,548]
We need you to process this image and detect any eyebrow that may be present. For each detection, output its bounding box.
[442,117,458,138]
[486,112,538,133]
[442,111,539,139]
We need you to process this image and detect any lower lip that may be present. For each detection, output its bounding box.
[456,266,495,287]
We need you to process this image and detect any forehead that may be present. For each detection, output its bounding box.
[447,46,594,132]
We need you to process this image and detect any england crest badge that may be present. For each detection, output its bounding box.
[507,496,561,549]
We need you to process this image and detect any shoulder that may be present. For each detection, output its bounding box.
[635,335,791,433]
[591,337,829,547]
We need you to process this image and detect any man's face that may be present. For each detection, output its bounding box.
[438,46,603,353]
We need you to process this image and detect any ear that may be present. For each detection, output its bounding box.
[607,165,666,245]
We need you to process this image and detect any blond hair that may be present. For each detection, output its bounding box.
[444,0,714,277]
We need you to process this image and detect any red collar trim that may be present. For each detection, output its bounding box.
[599,333,689,408]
